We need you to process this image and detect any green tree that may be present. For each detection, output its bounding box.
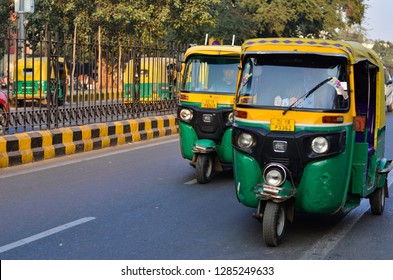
[372,40,393,68]
[0,0,15,34]
[237,0,366,39]
[206,0,255,44]
[13,0,369,45]
[163,0,219,44]
[0,0,16,58]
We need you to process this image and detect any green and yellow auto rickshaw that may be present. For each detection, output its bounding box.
[177,45,241,183]
[123,57,177,102]
[232,38,393,246]
[13,57,68,106]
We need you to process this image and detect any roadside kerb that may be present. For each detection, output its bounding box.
[0,114,178,168]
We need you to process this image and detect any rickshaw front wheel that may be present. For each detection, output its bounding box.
[262,201,286,247]
[370,186,386,215]
[196,154,214,184]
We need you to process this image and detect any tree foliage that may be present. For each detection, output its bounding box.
[0,0,16,37]
[0,0,16,57]
[372,40,393,68]
[0,0,371,45]
[237,0,366,39]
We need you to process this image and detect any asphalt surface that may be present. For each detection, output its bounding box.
[0,115,392,260]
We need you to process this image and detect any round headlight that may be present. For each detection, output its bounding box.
[179,109,193,121]
[237,132,254,149]
[263,164,286,187]
[311,136,329,154]
[228,112,234,124]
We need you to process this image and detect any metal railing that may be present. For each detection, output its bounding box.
[0,30,186,135]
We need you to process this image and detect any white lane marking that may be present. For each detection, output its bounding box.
[0,217,96,254]
[0,137,179,179]
[184,179,197,185]
[300,174,393,260]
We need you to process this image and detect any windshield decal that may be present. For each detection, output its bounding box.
[328,77,348,99]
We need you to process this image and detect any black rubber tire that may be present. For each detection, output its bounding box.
[196,154,214,184]
[262,201,286,247]
[370,186,385,215]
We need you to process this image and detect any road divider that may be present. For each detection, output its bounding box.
[0,114,178,168]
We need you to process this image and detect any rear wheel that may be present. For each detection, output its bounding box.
[370,186,386,215]
[262,201,286,247]
[196,154,214,184]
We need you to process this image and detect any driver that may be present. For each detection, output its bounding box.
[279,68,336,109]
[210,65,237,92]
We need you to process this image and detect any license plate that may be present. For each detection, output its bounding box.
[270,118,295,131]
[201,99,217,109]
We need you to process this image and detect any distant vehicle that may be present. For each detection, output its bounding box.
[123,57,177,101]
[13,57,68,106]
[0,89,9,135]
[384,67,393,112]
[177,44,241,184]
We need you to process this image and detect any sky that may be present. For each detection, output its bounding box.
[364,0,393,42]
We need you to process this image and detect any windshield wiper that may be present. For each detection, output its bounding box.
[282,77,333,115]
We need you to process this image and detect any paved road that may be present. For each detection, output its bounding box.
[0,116,392,260]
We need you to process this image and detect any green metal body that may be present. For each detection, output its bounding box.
[179,121,233,164]
[234,122,387,214]
[124,82,173,100]
[14,80,65,100]
[178,100,234,164]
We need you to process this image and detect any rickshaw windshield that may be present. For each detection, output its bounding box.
[181,56,239,94]
[237,54,349,111]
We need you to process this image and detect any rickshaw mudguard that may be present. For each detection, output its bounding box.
[192,139,218,153]
[378,159,393,175]
[216,128,233,163]
[179,122,198,160]
[233,150,262,208]
[179,121,233,163]
[376,159,392,198]
[295,153,352,214]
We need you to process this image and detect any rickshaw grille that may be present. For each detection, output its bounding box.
[200,125,216,133]
[192,109,231,141]
[269,157,290,167]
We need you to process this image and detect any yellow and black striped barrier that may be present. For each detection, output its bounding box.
[0,115,178,168]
